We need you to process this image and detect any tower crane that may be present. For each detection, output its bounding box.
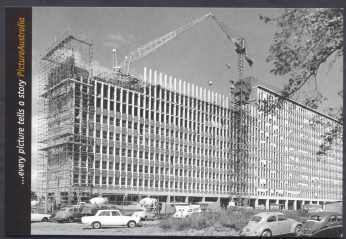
[114,12,213,75]
[113,12,253,82]
[211,15,253,80]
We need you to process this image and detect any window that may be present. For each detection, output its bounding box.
[111,211,120,216]
[103,99,108,109]
[277,215,286,221]
[328,216,337,223]
[267,216,276,222]
[337,215,342,223]
[98,211,110,216]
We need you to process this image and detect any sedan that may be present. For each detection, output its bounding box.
[81,209,141,229]
[240,212,302,237]
[31,213,52,222]
[301,212,342,237]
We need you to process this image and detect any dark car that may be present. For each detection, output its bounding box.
[301,212,342,237]
[312,224,342,238]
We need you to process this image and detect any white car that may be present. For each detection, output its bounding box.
[172,205,202,218]
[240,212,302,237]
[31,213,51,222]
[81,209,141,229]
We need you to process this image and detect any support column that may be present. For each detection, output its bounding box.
[293,200,297,211]
[322,201,325,210]
[265,199,270,210]
[185,196,189,203]
[254,199,258,209]
[309,201,313,205]
[201,197,205,203]
[284,200,288,210]
[166,195,170,203]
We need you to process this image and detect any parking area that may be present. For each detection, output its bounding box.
[31,220,239,236]
[31,221,159,236]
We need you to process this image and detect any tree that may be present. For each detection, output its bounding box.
[260,8,343,155]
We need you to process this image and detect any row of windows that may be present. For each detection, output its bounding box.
[74,174,229,192]
[96,82,228,114]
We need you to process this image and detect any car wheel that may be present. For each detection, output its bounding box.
[127,221,136,228]
[41,217,48,222]
[92,221,101,229]
[295,225,302,236]
[261,230,272,237]
[68,217,74,223]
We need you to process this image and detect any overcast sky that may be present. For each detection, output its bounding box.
[31,7,343,189]
[33,7,342,109]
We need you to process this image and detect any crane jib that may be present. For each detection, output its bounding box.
[120,12,253,78]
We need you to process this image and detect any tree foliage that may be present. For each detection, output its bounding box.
[261,8,343,99]
[260,8,343,155]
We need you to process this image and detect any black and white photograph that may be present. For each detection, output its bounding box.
[28,7,342,237]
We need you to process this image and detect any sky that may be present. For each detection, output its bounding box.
[32,7,343,109]
[31,7,343,190]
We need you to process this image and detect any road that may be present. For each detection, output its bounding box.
[31,220,239,236]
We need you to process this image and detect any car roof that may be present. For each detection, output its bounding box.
[254,212,284,217]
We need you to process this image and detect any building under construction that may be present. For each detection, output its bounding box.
[36,32,342,212]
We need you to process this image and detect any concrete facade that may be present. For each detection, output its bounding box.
[41,62,342,208]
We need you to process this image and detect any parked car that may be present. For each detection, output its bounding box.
[240,212,302,237]
[302,204,323,214]
[81,209,141,229]
[53,203,119,223]
[52,206,80,223]
[172,204,202,218]
[132,208,158,220]
[311,224,342,238]
[31,213,52,222]
[301,212,342,237]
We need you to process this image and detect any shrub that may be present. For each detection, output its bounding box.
[158,207,309,232]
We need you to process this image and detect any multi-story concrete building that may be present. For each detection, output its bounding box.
[38,35,342,210]
[243,86,343,210]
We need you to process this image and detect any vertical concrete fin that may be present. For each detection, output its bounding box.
[187,82,190,97]
[148,68,152,84]
[144,67,147,83]
[164,74,168,89]
[199,86,203,101]
[183,81,186,95]
[159,72,163,86]
[169,75,173,91]
[174,78,177,92]
[154,70,158,85]
[179,79,182,93]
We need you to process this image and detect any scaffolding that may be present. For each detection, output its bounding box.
[37,33,94,212]
[230,76,253,205]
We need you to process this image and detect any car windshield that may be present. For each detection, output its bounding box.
[310,215,323,221]
[250,216,262,222]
